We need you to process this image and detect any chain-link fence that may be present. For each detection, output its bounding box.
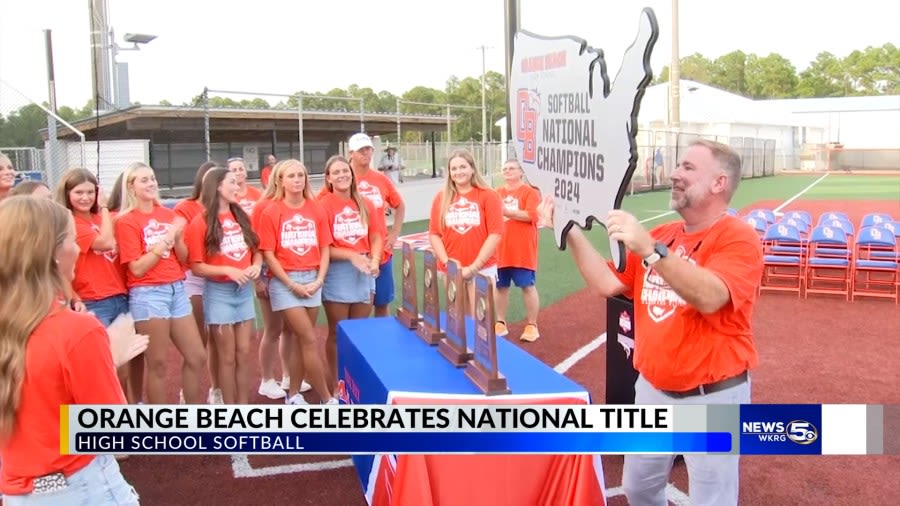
[0,79,86,189]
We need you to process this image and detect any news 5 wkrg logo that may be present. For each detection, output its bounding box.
[739,405,822,455]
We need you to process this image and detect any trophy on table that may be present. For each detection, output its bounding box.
[416,249,445,345]
[396,241,421,330]
[464,273,510,395]
[437,259,472,367]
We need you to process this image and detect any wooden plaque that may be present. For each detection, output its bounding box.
[437,259,472,366]
[416,249,444,345]
[465,273,510,395]
[395,241,421,329]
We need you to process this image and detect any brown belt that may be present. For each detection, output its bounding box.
[661,371,748,398]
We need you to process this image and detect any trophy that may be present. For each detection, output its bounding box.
[395,241,421,330]
[437,259,472,367]
[416,249,444,345]
[464,273,510,395]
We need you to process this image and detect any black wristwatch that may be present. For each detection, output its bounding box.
[642,241,668,268]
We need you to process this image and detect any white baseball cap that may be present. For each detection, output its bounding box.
[348,133,374,152]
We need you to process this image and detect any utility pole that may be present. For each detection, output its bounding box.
[670,0,681,130]
[477,45,491,175]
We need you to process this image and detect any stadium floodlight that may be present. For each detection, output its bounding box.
[123,33,157,45]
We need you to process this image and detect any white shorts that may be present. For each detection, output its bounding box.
[183,270,206,298]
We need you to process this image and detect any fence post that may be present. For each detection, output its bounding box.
[202,87,210,161]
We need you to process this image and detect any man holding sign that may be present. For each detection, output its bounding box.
[539,140,763,506]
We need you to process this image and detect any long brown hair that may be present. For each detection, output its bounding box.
[200,168,259,254]
[56,168,101,214]
[323,155,369,227]
[189,161,219,200]
[0,197,72,439]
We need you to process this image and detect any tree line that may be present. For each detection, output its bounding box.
[2,43,896,149]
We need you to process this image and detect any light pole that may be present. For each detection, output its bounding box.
[477,45,491,176]
[670,0,680,130]
[111,31,157,109]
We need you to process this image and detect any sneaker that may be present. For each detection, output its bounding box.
[520,324,540,342]
[258,379,287,400]
[495,321,509,337]
[323,397,340,405]
[208,388,224,405]
[280,376,291,390]
[300,381,312,393]
[286,393,308,405]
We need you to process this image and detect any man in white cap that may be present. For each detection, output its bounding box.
[320,133,406,316]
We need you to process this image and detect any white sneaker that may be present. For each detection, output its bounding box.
[300,381,312,393]
[323,397,340,405]
[258,379,286,399]
[286,393,308,405]
[280,376,291,390]
[208,388,224,405]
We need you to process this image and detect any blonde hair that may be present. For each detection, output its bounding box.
[261,159,290,201]
[439,149,491,228]
[0,197,72,439]
[272,159,313,202]
[118,162,160,216]
[323,155,368,227]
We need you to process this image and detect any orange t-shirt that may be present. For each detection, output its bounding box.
[173,198,204,224]
[261,166,273,188]
[317,169,403,263]
[317,192,384,255]
[251,197,273,234]
[73,214,127,301]
[0,309,126,495]
[115,205,187,287]
[496,184,541,270]
[185,211,254,282]
[428,186,504,270]
[258,199,332,272]
[611,215,763,391]
[239,186,262,216]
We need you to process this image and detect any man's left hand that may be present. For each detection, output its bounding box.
[605,210,655,258]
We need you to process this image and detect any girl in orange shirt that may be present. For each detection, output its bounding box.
[494,159,542,342]
[114,162,207,405]
[428,149,504,312]
[174,161,221,404]
[227,157,262,216]
[318,155,384,394]
[253,165,306,400]
[186,168,262,405]
[257,160,335,405]
[0,197,138,502]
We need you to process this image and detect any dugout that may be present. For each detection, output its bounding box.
[50,105,450,194]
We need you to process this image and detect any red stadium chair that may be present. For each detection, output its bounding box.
[805,225,852,301]
[760,223,805,297]
[851,226,899,303]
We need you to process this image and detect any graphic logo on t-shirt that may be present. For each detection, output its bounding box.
[143,219,172,259]
[445,197,481,234]
[90,223,118,263]
[640,247,693,323]
[333,206,366,245]
[220,218,249,262]
[280,214,318,257]
[502,195,519,222]
[357,181,384,209]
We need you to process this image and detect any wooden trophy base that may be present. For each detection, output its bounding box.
[396,308,421,330]
[465,362,510,396]
[438,338,472,368]
[416,325,444,346]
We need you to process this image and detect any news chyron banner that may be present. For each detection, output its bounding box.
[61,404,899,456]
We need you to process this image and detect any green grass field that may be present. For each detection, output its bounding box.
[389,173,900,324]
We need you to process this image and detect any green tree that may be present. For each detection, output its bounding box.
[796,51,846,97]
[710,50,749,95]
[745,53,798,99]
[655,53,714,84]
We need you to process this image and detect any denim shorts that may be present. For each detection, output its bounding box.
[202,280,256,325]
[268,271,322,311]
[183,270,206,298]
[323,258,373,304]
[129,280,192,322]
[2,455,139,506]
[84,294,129,327]
[373,256,395,307]
[497,267,536,288]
